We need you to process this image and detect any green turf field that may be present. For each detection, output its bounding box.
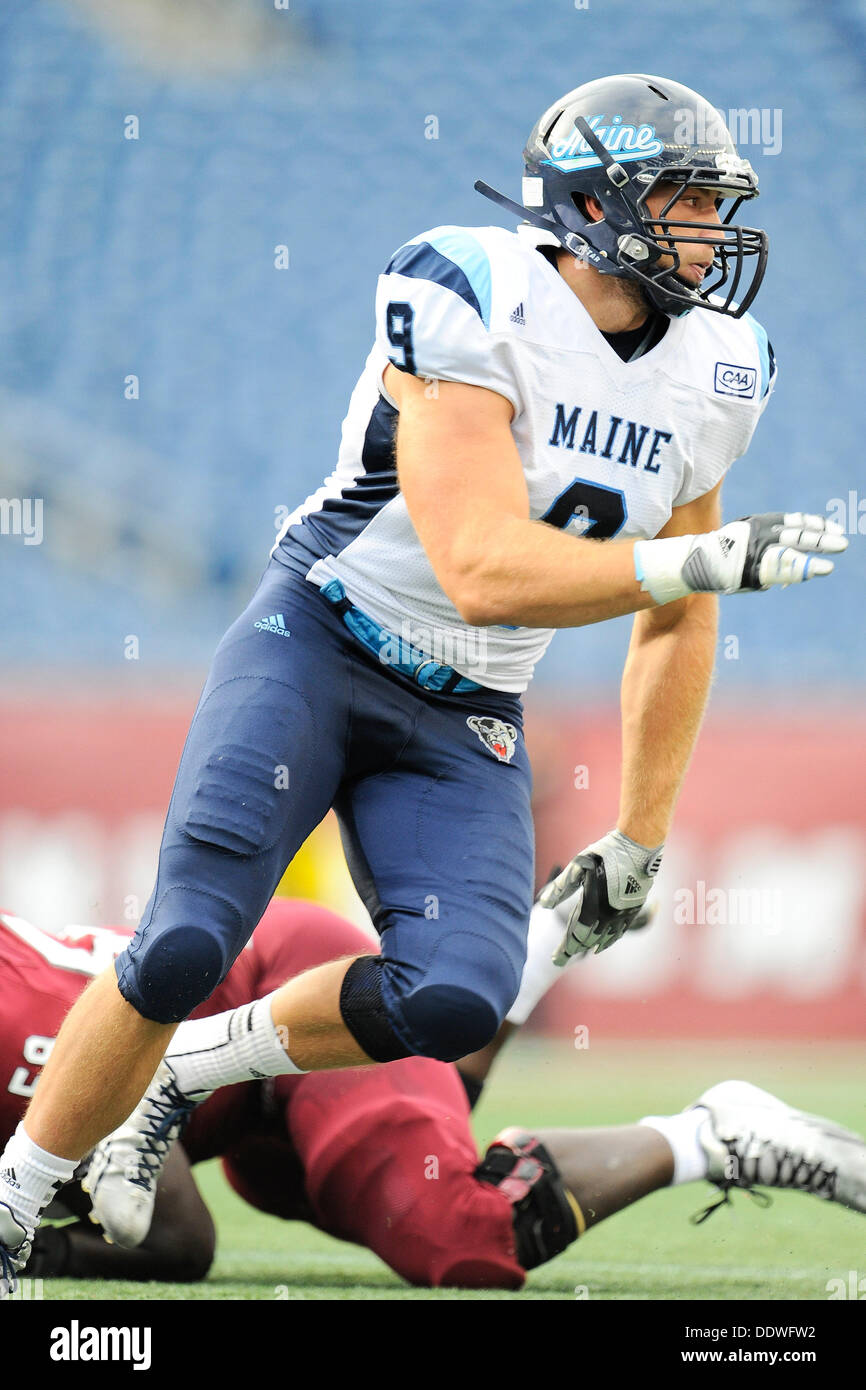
[39,1040,865,1301]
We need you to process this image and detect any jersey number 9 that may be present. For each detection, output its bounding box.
[386,301,416,374]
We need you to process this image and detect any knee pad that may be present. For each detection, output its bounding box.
[397,981,499,1062]
[116,887,239,1023]
[475,1128,580,1270]
[394,932,516,1061]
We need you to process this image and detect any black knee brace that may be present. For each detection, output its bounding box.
[340,955,504,1064]
[339,956,412,1062]
[475,1128,580,1270]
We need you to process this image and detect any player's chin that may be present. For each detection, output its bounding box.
[675,262,712,287]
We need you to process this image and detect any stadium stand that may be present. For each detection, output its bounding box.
[0,0,862,687]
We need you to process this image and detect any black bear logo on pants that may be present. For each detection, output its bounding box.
[466,716,517,764]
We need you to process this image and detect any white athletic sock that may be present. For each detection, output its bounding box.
[638,1107,710,1185]
[0,1124,79,1225]
[166,992,306,1095]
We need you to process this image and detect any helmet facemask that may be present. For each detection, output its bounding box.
[606,166,769,318]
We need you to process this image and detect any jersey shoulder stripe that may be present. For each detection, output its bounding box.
[742,311,775,397]
[386,226,492,329]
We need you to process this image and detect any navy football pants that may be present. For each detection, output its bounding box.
[114,558,534,1059]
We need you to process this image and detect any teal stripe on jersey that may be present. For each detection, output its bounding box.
[408,227,493,330]
[743,312,772,397]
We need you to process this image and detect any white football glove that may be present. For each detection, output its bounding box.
[538,828,664,965]
[635,512,848,606]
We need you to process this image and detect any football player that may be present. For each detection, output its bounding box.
[3,901,864,1292]
[0,74,850,1286]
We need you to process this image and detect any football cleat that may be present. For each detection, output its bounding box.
[0,1149,79,1295]
[82,1060,204,1248]
[691,1079,866,1222]
[0,1201,33,1298]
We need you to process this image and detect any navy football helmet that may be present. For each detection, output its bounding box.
[476,73,768,319]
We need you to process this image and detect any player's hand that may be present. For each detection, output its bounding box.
[636,512,848,605]
[538,828,663,965]
[693,513,847,592]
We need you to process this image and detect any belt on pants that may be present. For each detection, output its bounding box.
[319,579,482,695]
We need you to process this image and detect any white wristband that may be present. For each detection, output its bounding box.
[634,535,697,605]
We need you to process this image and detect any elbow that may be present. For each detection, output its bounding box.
[439,535,518,628]
[431,522,521,628]
[453,591,497,628]
[439,542,508,631]
[449,574,507,628]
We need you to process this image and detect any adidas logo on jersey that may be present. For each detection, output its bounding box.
[254,614,291,637]
[509,302,526,325]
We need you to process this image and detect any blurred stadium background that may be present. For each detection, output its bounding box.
[1,0,864,1081]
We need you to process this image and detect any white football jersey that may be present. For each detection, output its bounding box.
[274,223,775,693]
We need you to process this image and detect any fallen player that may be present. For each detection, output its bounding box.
[1,898,863,1292]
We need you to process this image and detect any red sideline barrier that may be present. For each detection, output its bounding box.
[0,695,194,813]
[526,705,866,1038]
[1,697,864,1036]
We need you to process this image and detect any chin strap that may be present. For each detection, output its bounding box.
[473,179,608,269]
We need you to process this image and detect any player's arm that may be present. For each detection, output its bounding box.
[388,365,655,629]
[387,368,845,630]
[617,483,721,848]
[539,486,725,961]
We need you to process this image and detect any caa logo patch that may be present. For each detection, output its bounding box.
[467,715,517,764]
[714,362,757,398]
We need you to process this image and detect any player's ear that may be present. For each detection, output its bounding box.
[583,195,604,223]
